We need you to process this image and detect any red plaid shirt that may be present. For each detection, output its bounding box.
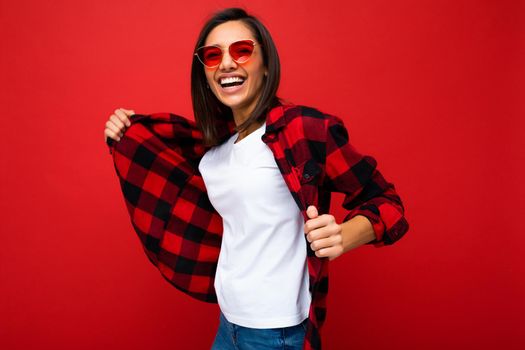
[106,103,409,350]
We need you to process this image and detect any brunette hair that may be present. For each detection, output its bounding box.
[191,7,282,147]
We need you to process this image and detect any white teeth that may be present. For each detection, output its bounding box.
[220,76,245,84]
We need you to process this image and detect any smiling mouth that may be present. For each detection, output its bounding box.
[221,81,245,88]
[219,76,246,88]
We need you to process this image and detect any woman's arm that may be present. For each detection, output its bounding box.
[340,214,376,253]
[323,114,409,248]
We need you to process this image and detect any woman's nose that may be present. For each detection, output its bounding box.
[219,51,238,70]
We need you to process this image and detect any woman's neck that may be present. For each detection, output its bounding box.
[231,100,263,142]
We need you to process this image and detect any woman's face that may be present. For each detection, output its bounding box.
[203,20,267,118]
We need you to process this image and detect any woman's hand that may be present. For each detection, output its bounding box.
[304,205,344,261]
[104,108,134,143]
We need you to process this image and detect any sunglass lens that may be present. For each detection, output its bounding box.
[230,41,254,63]
[198,46,222,67]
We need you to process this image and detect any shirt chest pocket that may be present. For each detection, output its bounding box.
[293,159,323,185]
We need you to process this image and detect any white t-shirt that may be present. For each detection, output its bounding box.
[198,121,311,328]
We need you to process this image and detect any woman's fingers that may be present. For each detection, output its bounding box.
[105,119,123,142]
[106,119,122,136]
[104,113,122,143]
[121,108,135,118]
[104,128,121,142]
[110,114,126,132]
[104,107,135,144]
[115,108,132,127]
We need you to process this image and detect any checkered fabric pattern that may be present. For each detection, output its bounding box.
[106,103,409,350]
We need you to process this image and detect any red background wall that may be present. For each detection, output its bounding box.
[1,0,523,349]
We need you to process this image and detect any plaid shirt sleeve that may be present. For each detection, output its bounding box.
[323,114,409,247]
[105,113,222,302]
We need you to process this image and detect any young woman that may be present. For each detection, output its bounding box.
[104,7,409,350]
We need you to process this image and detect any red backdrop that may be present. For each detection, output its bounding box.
[1,0,523,349]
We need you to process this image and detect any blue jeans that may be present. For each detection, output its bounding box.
[211,311,308,350]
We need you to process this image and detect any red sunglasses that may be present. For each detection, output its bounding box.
[194,39,259,68]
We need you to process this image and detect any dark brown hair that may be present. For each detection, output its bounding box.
[191,7,282,147]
